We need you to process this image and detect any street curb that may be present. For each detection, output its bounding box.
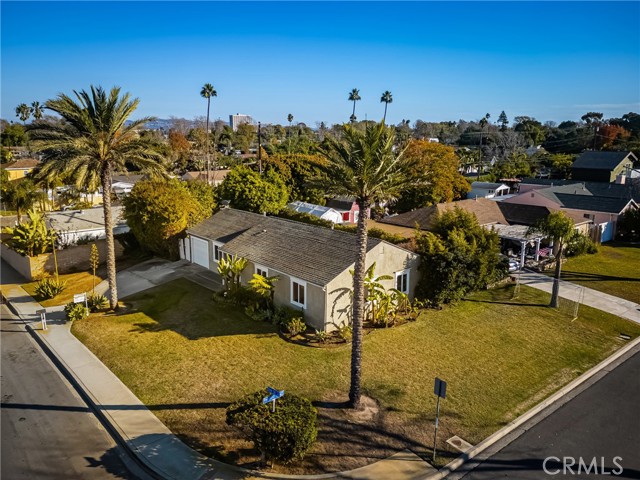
[427,335,640,480]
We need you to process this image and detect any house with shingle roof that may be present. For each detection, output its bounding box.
[3,158,40,180]
[380,198,508,231]
[572,151,637,183]
[183,208,419,331]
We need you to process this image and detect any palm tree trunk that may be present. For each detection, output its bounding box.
[383,103,388,123]
[349,199,370,409]
[101,163,118,310]
[206,99,211,185]
[550,242,563,308]
[352,102,356,118]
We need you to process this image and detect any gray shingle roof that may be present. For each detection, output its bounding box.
[46,206,126,232]
[572,151,636,170]
[554,194,634,214]
[188,209,383,286]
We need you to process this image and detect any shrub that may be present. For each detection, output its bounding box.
[64,302,89,322]
[273,305,304,327]
[337,324,352,342]
[88,294,108,312]
[314,329,328,343]
[226,390,317,464]
[34,277,67,299]
[283,317,306,336]
[565,232,598,257]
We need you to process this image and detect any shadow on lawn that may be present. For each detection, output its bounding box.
[561,271,640,283]
[464,299,548,308]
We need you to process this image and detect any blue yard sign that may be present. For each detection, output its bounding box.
[263,387,285,412]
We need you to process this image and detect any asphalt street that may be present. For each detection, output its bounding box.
[0,262,150,480]
[451,348,640,480]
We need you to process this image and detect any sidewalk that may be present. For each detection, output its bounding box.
[1,260,435,480]
[517,270,640,324]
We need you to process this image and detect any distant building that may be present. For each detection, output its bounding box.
[3,158,40,181]
[572,151,637,183]
[229,114,254,132]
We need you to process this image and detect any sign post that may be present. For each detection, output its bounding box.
[262,387,285,413]
[74,292,88,310]
[433,377,447,462]
[36,309,47,330]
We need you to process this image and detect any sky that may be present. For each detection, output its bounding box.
[2,1,639,127]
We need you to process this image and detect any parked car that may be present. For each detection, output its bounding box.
[508,260,519,272]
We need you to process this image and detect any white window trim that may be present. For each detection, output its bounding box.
[255,264,269,277]
[212,241,224,262]
[394,269,410,294]
[290,277,307,309]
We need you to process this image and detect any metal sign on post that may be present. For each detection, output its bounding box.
[433,377,447,462]
[74,292,88,309]
[262,386,285,412]
[36,309,47,330]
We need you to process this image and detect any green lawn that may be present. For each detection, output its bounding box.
[561,243,640,304]
[21,272,103,307]
[71,278,640,473]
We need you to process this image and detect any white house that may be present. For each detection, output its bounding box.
[47,206,129,246]
[287,201,343,224]
[467,182,511,200]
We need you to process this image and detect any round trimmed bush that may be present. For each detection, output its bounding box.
[226,390,317,464]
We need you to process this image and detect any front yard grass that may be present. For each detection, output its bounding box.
[71,278,640,473]
[560,243,640,304]
[22,271,103,307]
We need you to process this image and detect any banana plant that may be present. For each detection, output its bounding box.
[217,254,247,291]
[3,209,56,257]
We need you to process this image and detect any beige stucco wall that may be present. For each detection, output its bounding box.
[325,242,420,332]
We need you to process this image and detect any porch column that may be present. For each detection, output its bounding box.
[534,238,541,261]
[520,241,526,268]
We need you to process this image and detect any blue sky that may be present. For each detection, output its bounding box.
[2,1,639,126]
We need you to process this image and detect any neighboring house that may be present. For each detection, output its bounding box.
[182,208,419,332]
[287,201,343,224]
[497,203,592,236]
[381,198,508,231]
[111,173,146,197]
[325,196,366,224]
[502,183,638,242]
[47,206,129,246]
[571,151,637,183]
[181,169,229,186]
[467,182,511,200]
[3,158,40,180]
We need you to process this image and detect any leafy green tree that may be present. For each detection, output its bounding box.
[263,153,327,203]
[348,88,361,122]
[200,83,217,181]
[514,116,546,145]
[3,209,56,257]
[414,208,504,307]
[3,177,43,222]
[380,91,393,123]
[1,123,27,146]
[234,123,256,153]
[31,101,44,120]
[123,179,206,259]
[184,179,217,218]
[315,121,421,409]
[617,208,640,242]
[218,165,288,214]
[28,86,166,309]
[549,153,574,178]
[528,211,575,308]
[498,110,509,131]
[393,140,470,212]
[15,103,31,124]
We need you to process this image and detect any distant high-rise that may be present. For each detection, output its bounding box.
[229,113,254,132]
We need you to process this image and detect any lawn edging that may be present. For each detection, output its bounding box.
[427,335,640,480]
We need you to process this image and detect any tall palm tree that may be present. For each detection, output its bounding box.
[28,86,166,310]
[380,91,393,123]
[31,101,44,120]
[15,103,31,124]
[200,83,217,184]
[316,121,422,409]
[348,88,361,122]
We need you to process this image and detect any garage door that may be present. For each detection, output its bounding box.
[191,237,210,268]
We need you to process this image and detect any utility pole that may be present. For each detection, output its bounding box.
[258,122,262,174]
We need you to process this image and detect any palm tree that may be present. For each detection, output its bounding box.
[200,83,217,184]
[28,86,166,310]
[477,112,491,180]
[528,211,575,308]
[348,88,361,122]
[31,101,44,120]
[15,103,31,124]
[317,121,422,409]
[380,91,393,123]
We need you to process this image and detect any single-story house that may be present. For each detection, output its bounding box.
[325,196,366,224]
[467,182,511,200]
[3,158,40,181]
[497,203,592,236]
[182,208,420,332]
[287,201,343,224]
[111,173,146,197]
[381,198,508,231]
[181,169,230,186]
[572,151,637,183]
[502,183,638,242]
[47,206,129,246]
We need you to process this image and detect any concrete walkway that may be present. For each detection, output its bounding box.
[517,270,640,324]
[1,260,435,480]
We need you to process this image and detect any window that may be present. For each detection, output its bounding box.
[342,212,350,222]
[255,264,268,277]
[213,242,223,262]
[395,269,409,294]
[291,278,306,308]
